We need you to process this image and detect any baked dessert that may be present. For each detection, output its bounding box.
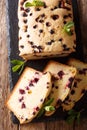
[62,58,87,111]
[18,0,76,60]
[44,60,76,116]
[6,67,52,124]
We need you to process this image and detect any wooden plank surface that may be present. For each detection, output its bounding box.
[77,0,87,62]
[0,0,87,130]
[0,0,18,130]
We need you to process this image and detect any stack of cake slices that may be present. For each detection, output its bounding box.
[6,58,87,124]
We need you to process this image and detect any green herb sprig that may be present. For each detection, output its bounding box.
[37,98,55,118]
[66,109,83,124]
[11,59,26,75]
[24,0,45,7]
[63,21,74,35]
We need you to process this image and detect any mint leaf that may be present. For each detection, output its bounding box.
[37,108,45,118]
[44,106,55,112]
[25,2,33,7]
[66,109,83,125]
[37,98,54,118]
[12,65,22,72]
[64,21,74,28]
[66,115,75,124]
[44,98,54,106]
[11,60,24,65]
[63,21,74,35]
[76,112,81,124]
[11,59,26,75]
[33,0,44,6]
[24,0,44,7]
[68,109,76,115]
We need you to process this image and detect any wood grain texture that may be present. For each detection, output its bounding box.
[20,121,74,130]
[19,123,45,130]
[0,0,18,129]
[0,0,87,130]
[77,0,87,62]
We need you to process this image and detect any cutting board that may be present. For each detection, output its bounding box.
[6,0,87,124]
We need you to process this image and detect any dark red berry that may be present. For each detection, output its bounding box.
[19,96,24,102]
[51,15,59,20]
[21,102,26,109]
[19,89,25,94]
[36,107,40,111]
[56,99,62,105]
[71,89,75,95]
[57,71,64,79]
[34,78,39,83]
[32,111,36,115]
[74,81,77,88]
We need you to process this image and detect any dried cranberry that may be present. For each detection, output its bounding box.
[69,77,74,82]
[52,76,59,81]
[39,29,43,33]
[32,111,36,115]
[51,15,59,20]
[59,38,63,41]
[34,78,39,83]
[56,99,62,105]
[22,12,27,17]
[36,107,40,111]
[19,96,24,102]
[76,78,82,82]
[66,77,74,88]
[26,86,30,90]
[46,86,49,89]
[23,19,27,23]
[74,81,77,88]
[50,29,55,34]
[57,71,64,79]
[35,8,41,11]
[71,89,75,95]
[79,68,87,75]
[19,89,25,94]
[55,86,58,89]
[46,22,51,27]
[40,98,43,102]
[47,82,50,85]
[33,25,38,29]
[63,44,70,51]
[29,81,34,87]
[25,8,30,13]
[21,102,26,109]
[43,2,47,8]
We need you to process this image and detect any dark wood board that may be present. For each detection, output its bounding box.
[7,0,87,124]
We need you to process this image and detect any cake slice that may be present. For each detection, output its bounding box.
[18,0,76,60]
[44,60,76,116]
[62,58,87,111]
[6,67,52,124]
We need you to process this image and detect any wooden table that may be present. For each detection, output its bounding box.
[0,0,87,130]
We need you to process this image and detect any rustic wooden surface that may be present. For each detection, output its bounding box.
[0,0,87,130]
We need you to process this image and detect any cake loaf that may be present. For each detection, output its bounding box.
[62,58,87,111]
[44,60,76,116]
[18,0,76,60]
[6,67,52,124]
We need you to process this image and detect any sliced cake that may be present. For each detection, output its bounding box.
[62,58,87,111]
[18,0,76,60]
[6,67,52,124]
[44,60,76,116]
